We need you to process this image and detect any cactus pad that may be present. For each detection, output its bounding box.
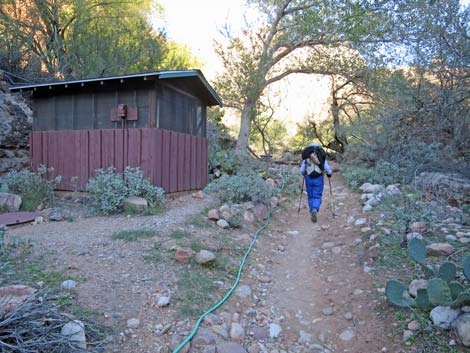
[438,262,457,282]
[427,278,453,306]
[463,256,470,280]
[408,238,426,265]
[386,280,414,308]
[415,288,431,308]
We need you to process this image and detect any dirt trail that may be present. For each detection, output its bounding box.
[7,178,402,353]
[255,179,399,352]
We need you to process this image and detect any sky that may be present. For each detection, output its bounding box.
[153,0,247,79]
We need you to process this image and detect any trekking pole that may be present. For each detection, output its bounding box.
[297,177,305,213]
[328,177,337,218]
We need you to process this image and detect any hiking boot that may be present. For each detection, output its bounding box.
[310,210,317,223]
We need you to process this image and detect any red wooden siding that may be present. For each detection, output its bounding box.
[29,128,208,192]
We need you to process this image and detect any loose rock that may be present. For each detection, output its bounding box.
[217,219,230,229]
[430,306,460,329]
[208,209,220,221]
[123,196,148,212]
[61,320,86,349]
[61,280,77,290]
[217,342,248,353]
[126,318,140,329]
[269,323,282,338]
[192,191,205,199]
[410,221,427,233]
[0,193,21,212]
[453,313,470,347]
[253,203,268,221]
[355,218,367,226]
[426,243,456,257]
[408,279,428,298]
[157,296,170,307]
[243,211,255,223]
[196,250,217,264]
[48,208,66,221]
[175,247,193,263]
[406,232,423,241]
[230,322,245,342]
[403,330,413,341]
[339,329,355,341]
[235,285,252,299]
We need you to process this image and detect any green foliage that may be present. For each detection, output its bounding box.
[86,166,165,214]
[143,243,162,263]
[111,229,156,242]
[123,167,165,207]
[386,239,470,310]
[204,172,273,204]
[427,278,453,306]
[451,292,470,309]
[289,116,324,151]
[409,238,426,265]
[176,269,218,318]
[0,0,200,81]
[415,288,431,309]
[169,230,191,239]
[438,262,457,282]
[448,281,464,300]
[7,165,62,211]
[463,256,470,280]
[385,279,415,308]
[250,112,288,156]
[208,144,262,177]
[86,167,127,214]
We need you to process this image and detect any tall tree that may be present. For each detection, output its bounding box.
[0,0,199,81]
[214,0,411,152]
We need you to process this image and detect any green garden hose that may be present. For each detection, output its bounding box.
[172,173,286,353]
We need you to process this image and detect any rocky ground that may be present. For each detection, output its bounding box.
[7,178,409,353]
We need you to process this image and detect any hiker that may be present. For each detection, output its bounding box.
[300,143,332,222]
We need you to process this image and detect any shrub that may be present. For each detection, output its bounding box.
[86,166,165,214]
[7,165,62,211]
[204,172,273,204]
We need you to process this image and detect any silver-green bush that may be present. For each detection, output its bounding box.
[7,165,62,211]
[86,166,165,214]
[204,172,273,204]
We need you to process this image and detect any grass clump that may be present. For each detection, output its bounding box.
[169,230,191,239]
[111,228,156,242]
[175,270,219,318]
[143,243,162,263]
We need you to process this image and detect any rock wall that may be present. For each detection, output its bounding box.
[0,75,32,175]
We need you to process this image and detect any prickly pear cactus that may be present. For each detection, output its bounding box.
[415,288,431,308]
[452,292,470,308]
[438,262,457,282]
[463,256,470,280]
[449,281,465,300]
[427,278,453,306]
[386,280,414,308]
[408,238,426,265]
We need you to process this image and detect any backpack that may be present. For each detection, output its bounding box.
[301,144,326,178]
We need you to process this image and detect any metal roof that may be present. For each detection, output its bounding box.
[9,69,223,106]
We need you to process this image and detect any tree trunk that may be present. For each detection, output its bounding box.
[330,76,346,153]
[236,98,257,152]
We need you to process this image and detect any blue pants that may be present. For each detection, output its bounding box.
[305,175,324,213]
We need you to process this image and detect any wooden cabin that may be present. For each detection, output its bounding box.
[10,70,222,192]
